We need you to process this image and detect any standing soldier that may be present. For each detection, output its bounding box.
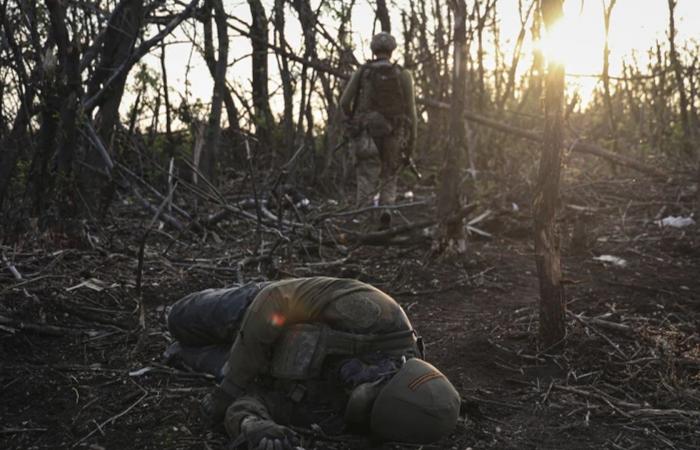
[340,32,418,229]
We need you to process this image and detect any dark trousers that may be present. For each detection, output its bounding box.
[164,282,268,379]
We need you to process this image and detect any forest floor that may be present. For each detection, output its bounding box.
[1,168,699,450]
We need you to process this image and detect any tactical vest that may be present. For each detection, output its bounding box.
[270,324,421,380]
[354,61,407,121]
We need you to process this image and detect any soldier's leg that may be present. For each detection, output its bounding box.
[353,132,381,206]
[167,282,267,345]
[378,133,401,206]
[165,282,268,378]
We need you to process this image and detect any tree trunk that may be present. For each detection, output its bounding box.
[201,0,228,184]
[667,0,700,212]
[85,0,144,217]
[89,0,145,146]
[247,0,274,148]
[376,0,391,32]
[274,0,295,157]
[667,0,694,155]
[602,0,618,170]
[291,0,318,161]
[44,0,83,225]
[435,0,468,255]
[200,2,241,162]
[533,0,566,349]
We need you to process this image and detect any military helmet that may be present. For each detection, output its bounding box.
[370,32,397,54]
[370,358,460,443]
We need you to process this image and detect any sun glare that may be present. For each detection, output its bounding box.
[536,2,606,73]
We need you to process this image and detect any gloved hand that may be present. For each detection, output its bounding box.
[201,387,236,424]
[240,417,300,450]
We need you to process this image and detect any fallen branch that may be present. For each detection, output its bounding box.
[628,408,700,418]
[313,201,427,222]
[568,311,627,359]
[132,187,185,231]
[346,203,479,245]
[73,389,149,446]
[0,315,83,336]
[2,252,22,280]
[350,218,435,245]
[419,98,667,179]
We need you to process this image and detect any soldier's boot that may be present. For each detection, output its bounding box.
[164,342,229,380]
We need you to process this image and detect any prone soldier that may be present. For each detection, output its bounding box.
[166,277,460,449]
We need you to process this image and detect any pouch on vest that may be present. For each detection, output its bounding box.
[364,110,393,139]
[271,324,420,380]
[366,63,405,119]
[270,324,324,380]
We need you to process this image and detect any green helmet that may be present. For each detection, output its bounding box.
[370,32,397,54]
[370,358,460,443]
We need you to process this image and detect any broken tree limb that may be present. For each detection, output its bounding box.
[131,187,185,231]
[346,203,479,245]
[419,97,667,179]
[351,219,435,245]
[570,141,667,178]
[2,253,22,280]
[313,201,427,222]
[0,315,83,336]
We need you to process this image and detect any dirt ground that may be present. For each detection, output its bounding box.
[1,173,699,450]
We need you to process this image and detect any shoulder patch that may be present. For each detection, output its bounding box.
[407,370,444,391]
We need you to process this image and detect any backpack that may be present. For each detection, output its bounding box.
[351,61,406,139]
[366,62,406,119]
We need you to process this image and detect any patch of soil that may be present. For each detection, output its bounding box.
[2,176,699,449]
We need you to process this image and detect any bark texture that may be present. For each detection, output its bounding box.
[533,0,566,349]
[435,0,468,255]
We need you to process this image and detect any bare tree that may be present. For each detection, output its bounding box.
[273,0,296,157]
[376,0,391,32]
[667,0,699,211]
[435,0,468,255]
[247,0,274,147]
[602,0,618,155]
[200,0,228,184]
[533,0,566,349]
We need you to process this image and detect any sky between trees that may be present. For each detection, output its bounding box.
[125,0,699,122]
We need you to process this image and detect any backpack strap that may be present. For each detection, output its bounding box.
[392,62,407,116]
[350,63,370,119]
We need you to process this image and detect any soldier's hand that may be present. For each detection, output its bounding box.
[241,417,300,450]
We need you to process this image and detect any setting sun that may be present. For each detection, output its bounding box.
[521,0,697,103]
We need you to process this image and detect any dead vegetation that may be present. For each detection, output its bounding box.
[1,171,698,449]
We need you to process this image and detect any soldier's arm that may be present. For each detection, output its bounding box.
[339,69,362,117]
[220,278,341,395]
[402,69,418,156]
[222,286,292,392]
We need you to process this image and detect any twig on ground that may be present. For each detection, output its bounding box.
[72,388,149,447]
[2,252,23,280]
[0,315,84,336]
[568,311,628,359]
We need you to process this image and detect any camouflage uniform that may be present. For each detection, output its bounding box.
[167,278,459,446]
[339,33,417,207]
